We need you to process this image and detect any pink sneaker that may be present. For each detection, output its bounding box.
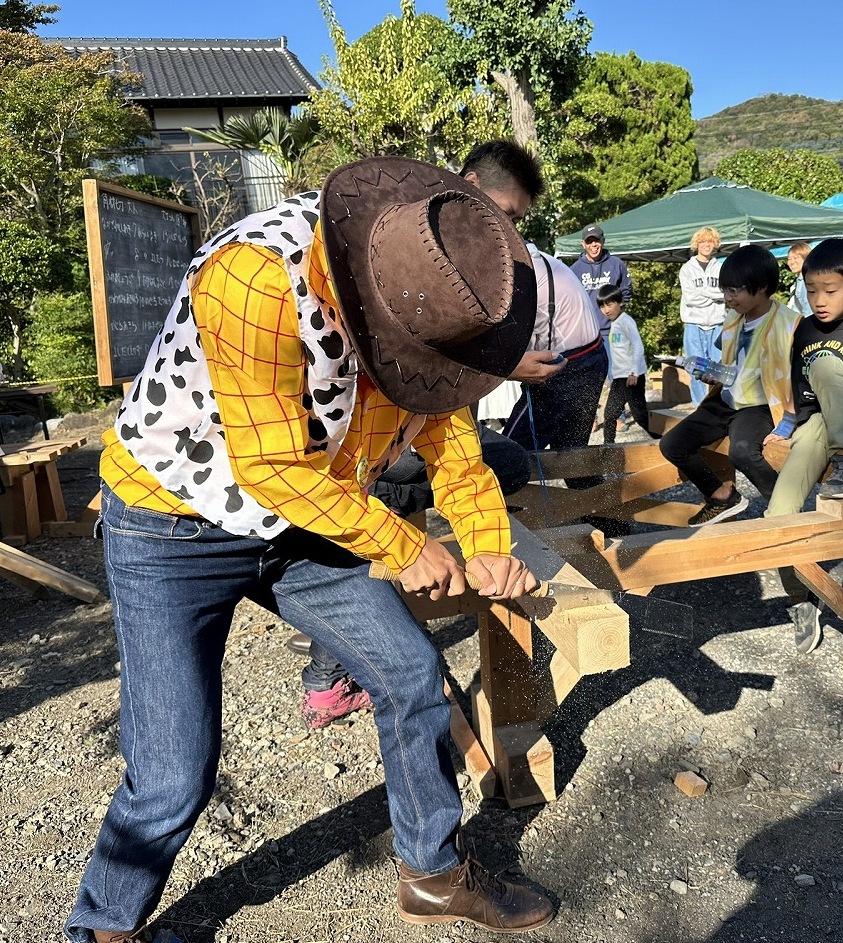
[300,677,373,729]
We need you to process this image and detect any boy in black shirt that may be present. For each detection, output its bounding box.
[765,238,843,652]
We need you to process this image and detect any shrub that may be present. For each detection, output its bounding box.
[24,291,119,415]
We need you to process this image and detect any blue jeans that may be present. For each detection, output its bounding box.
[66,484,461,940]
[683,323,723,405]
[503,342,609,489]
[304,425,530,692]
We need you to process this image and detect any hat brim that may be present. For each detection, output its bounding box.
[321,156,536,414]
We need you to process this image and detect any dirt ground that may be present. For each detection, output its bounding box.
[1,404,842,943]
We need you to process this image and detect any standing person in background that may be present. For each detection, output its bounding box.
[787,241,812,315]
[597,284,653,444]
[570,223,632,430]
[679,227,726,405]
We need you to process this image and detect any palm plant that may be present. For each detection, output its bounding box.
[185,109,333,197]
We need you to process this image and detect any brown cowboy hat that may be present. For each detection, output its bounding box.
[321,156,536,413]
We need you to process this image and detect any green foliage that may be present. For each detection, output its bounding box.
[0,0,58,32]
[447,0,591,110]
[696,94,843,172]
[0,31,150,239]
[309,0,503,162]
[626,262,683,360]
[0,219,63,376]
[714,148,843,203]
[550,53,697,233]
[24,292,115,414]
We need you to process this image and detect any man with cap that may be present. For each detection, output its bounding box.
[570,223,633,431]
[64,157,554,942]
[570,223,632,342]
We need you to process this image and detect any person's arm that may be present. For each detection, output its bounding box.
[191,241,425,573]
[618,259,633,304]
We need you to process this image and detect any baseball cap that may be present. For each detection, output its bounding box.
[581,224,604,240]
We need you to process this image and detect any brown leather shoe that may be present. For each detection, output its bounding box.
[92,927,150,943]
[397,857,554,932]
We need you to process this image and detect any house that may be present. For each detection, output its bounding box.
[55,37,319,215]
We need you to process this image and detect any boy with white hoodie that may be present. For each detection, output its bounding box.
[679,227,727,404]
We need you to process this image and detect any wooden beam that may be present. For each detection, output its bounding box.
[492,722,556,807]
[525,441,667,480]
[561,512,843,592]
[537,603,630,676]
[444,681,496,800]
[0,542,104,602]
[510,461,688,528]
[794,562,843,623]
[535,650,580,722]
[477,606,535,725]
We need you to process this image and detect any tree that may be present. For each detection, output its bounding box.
[557,53,697,227]
[0,31,150,239]
[309,0,503,163]
[714,148,843,204]
[0,219,61,378]
[186,108,334,197]
[446,0,591,147]
[0,0,58,32]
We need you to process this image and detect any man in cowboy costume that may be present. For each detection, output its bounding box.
[65,156,554,941]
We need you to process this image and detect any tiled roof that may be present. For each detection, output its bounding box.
[53,37,318,102]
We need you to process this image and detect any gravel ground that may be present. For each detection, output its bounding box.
[1,404,842,943]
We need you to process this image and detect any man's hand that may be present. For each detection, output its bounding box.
[762,432,787,446]
[397,538,466,601]
[626,373,638,387]
[509,350,567,385]
[466,555,538,599]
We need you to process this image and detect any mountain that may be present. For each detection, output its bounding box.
[695,93,843,173]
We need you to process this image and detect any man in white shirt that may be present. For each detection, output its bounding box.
[502,245,609,488]
[679,227,727,404]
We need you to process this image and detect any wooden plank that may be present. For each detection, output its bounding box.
[561,512,843,591]
[0,468,40,543]
[444,681,496,800]
[34,461,67,524]
[816,495,843,519]
[0,543,104,602]
[659,365,692,405]
[525,441,667,480]
[509,461,688,529]
[0,565,50,598]
[794,562,843,623]
[0,436,87,466]
[508,516,629,676]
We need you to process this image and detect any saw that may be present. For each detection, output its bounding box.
[368,562,693,640]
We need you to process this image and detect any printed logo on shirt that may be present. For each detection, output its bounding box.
[801,341,843,381]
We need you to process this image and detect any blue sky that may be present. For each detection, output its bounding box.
[41,0,842,119]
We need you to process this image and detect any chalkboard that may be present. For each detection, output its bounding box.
[83,179,200,385]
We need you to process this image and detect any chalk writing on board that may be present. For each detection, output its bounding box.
[85,180,198,384]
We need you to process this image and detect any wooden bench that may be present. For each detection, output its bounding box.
[0,437,87,546]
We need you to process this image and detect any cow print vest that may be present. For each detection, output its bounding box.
[116,191,425,539]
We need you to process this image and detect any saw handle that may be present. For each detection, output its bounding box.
[368,561,550,597]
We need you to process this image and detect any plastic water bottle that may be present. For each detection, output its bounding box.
[675,356,738,387]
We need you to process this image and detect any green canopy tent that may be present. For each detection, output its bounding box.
[555,177,843,262]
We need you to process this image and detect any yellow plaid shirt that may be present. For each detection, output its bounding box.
[101,225,510,572]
